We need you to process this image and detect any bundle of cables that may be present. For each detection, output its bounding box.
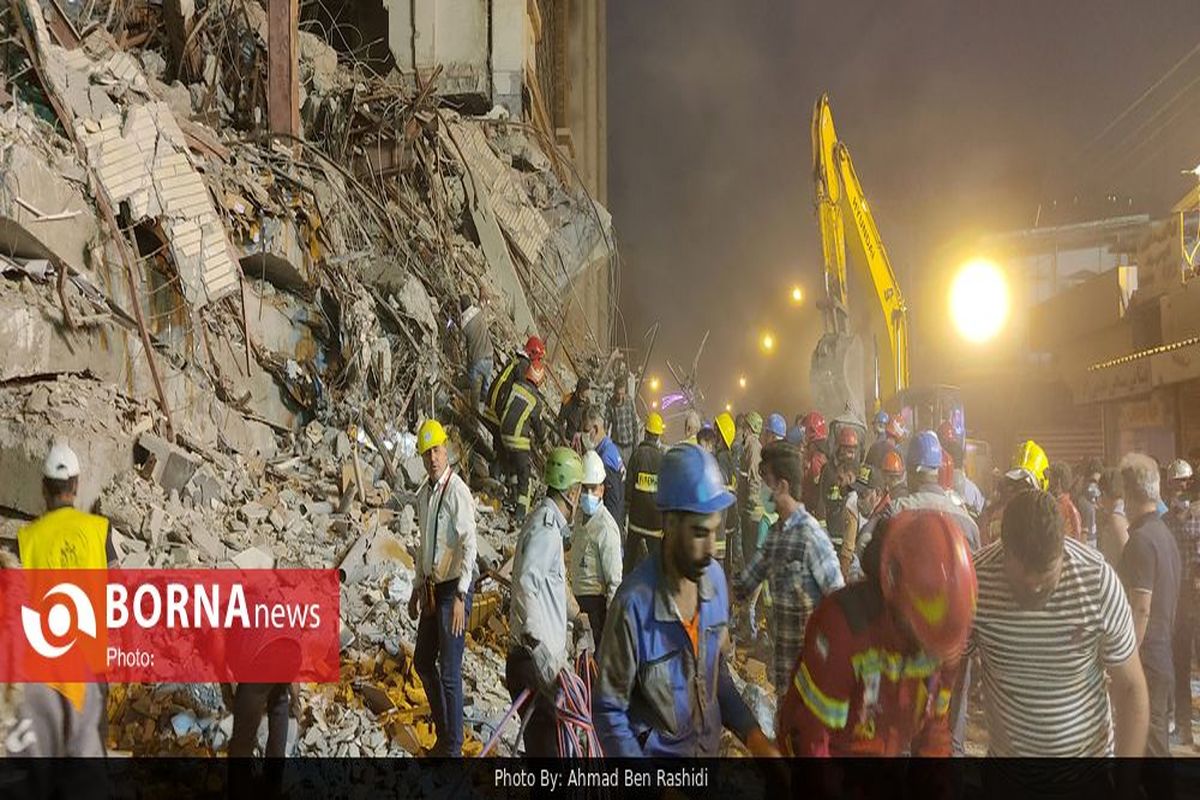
[478,650,603,758]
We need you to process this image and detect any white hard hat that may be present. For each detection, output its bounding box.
[1168,459,1194,481]
[43,440,81,480]
[582,450,605,485]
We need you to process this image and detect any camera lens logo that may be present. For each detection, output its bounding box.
[21,583,98,659]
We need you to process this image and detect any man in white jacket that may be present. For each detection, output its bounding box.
[569,451,623,652]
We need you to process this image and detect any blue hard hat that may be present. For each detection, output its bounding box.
[767,413,788,439]
[655,444,735,514]
[786,425,806,446]
[907,430,943,472]
[873,410,890,428]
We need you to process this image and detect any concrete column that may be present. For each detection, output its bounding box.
[492,0,525,117]
[267,0,300,138]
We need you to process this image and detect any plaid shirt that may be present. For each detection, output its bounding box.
[1169,507,1200,606]
[607,396,639,447]
[733,506,845,691]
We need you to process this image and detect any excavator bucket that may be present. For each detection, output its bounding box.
[809,332,866,425]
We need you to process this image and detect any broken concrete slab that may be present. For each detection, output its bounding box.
[138,432,202,494]
[232,546,275,570]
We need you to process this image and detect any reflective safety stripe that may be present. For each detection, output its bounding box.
[935,688,952,717]
[635,472,658,493]
[794,662,850,730]
[850,648,939,682]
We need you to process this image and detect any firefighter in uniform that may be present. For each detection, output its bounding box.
[624,412,665,573]
[483,336,544,483]
[499,359,547,522]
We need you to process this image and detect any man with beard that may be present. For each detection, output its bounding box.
[593,445,779,757]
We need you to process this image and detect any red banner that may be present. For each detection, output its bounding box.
[0,570,339,683]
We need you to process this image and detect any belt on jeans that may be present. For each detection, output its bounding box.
[628,524,662,539]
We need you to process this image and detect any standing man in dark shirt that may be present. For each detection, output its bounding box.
[558,377,591,444]
[1119,452,1182,758]
[624,413,665,573]
[1165,458,1199,747]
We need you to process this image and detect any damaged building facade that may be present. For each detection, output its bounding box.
[0,0,626,758]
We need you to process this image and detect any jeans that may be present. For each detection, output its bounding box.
[505,648,559,757]
[1146,665,1173,757]
[950,655,972,756]
[230,683,290,757]
[414,579,472,756]
[468,358,493,409]
[1174,615,1194,745]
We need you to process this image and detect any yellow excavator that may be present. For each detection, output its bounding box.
[809,94,978,468]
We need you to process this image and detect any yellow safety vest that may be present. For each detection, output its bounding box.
[18,507,109,711]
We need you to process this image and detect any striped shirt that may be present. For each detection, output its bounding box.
[967,537,1136,757]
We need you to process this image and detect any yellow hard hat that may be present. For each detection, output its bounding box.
[645,412,665,436]
[715,412,736,449]
[418,419,448,455]
[1006,439,1049,490]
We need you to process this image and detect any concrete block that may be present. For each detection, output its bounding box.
[137,432,202,494]
[232,546,275,570]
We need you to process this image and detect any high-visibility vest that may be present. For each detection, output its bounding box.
[501,382,541,451]
[484,356,526,426]
[18,507,109,570]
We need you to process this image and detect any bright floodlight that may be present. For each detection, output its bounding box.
[950,259,1009,343]
[649,377,660,392]
[761,333,775,353]
[791,286,803,304]
[738,376,747,389]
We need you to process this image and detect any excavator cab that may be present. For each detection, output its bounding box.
[887,385,990,490]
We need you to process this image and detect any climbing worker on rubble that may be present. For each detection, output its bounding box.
[607,376,639,465]
[506,447,588,757]
[938,421,985,517]
[459,294,493,416]
[1046,463,1084,543]
[557,376,591,447]
[714,412,740,572]
[16,440,113,756]
[624,412,665,574]
[581,405,626,532]
[593,445,780,757]
[866,415,906,470]
[1164,457,1199,748]
[777,510,977,757]
[737,412,765,576]
[569,450,623,650]
[500,359,548,522]
[969,488,1149,761]
[733,442,843,693]
[800,411,829,513]
[680,409,703,446]
[408,418,477,757]
[483,335,544,480]
[763,413,788,446]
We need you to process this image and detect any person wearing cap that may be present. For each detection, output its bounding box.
[408,419,477,756]
[483,336,544,481]
[624,412,666,573]
[607,377,639,465]
[734,442,843,693]
[840,462,894,580]
[17,441,113,757]
[800,412,830,514]
[507,447,587,756]
[737,412,765,576]
[569,451,623,653]
[500,361,548,522]
[594,445,780,757]
[866,416,906,470]
[815,423,863,538]
[557,376,591,444]
[459,294,493,415]
[581,405,626,532]
[980,439,1050,549]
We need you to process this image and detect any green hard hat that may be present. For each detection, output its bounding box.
[746,412,763,435]
[544,446,585,491]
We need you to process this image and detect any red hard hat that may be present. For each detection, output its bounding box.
[886,417,906,442]
[836,426,860,448]
[803,412,828,442]
[937,421,957,446]
[880,510,977,661]
[882,448,904,476]
[524,336,546,363]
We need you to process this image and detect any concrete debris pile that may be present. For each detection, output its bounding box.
[0,0,614,758]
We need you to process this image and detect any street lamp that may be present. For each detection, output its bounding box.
[738,376,747,390]
[725,403,733,412]
[790,285,803,304]
[760,332,775,353]
[648,376,661,392]
[950,259,1010,343]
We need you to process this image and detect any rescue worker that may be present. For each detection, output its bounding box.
[483,335,544,478]
[801,411,829,513]
[594,445,780,757]
[506,448,587,757]
[607,377,639,465]
[880,447,907,497]
[714,412,740,572]
[624,412,665,573]
[777,510,977,756]
[1164,458,1198,747]
[845,462,896,578]
[409,419,477,756]
[569,451,622,652]
[734,442,843,692]
[786,424,806,448]
[17,441,114,757]
[939,422,985,517]
[459,294,493,414]
[872,410,889,441]
[500,360,547,521]
[581,405,626,531]
[980,440,1050,548]
[1046,463,1084,543]
[737,412,765,578]
[763,413,787,445]
[557,377,591,444]
[816,424,863,532]
[866,416,906,469]
[680,409,702,446]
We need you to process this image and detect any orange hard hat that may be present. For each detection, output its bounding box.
[836,426,860,448]
[882,448,904,476]
[880,510,977,661]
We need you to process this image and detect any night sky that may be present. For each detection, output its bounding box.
[608,0,1200,418]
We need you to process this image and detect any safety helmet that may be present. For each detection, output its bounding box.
[836,426,860,448]
[937,420,958,447]
[655,445,735,514]
[1006,440,1049,490]
[746,412,764,436]
[582,450,606,486]
[645,412,666,437]
[886,416,907,442]
[1168,458,1194,482]
[526,363,546,386]
[908,430,943,472]
[803,411,828,442]
[523,335,546,364]
[43,440,81,480]
[786,425,806,447]
[417,419,447,455]
[880,510,977,661]
[714,412,736,449]
[873,410,890,431]
[882,448,905,476]
[544,446,585,491]
[766,413,788,440]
